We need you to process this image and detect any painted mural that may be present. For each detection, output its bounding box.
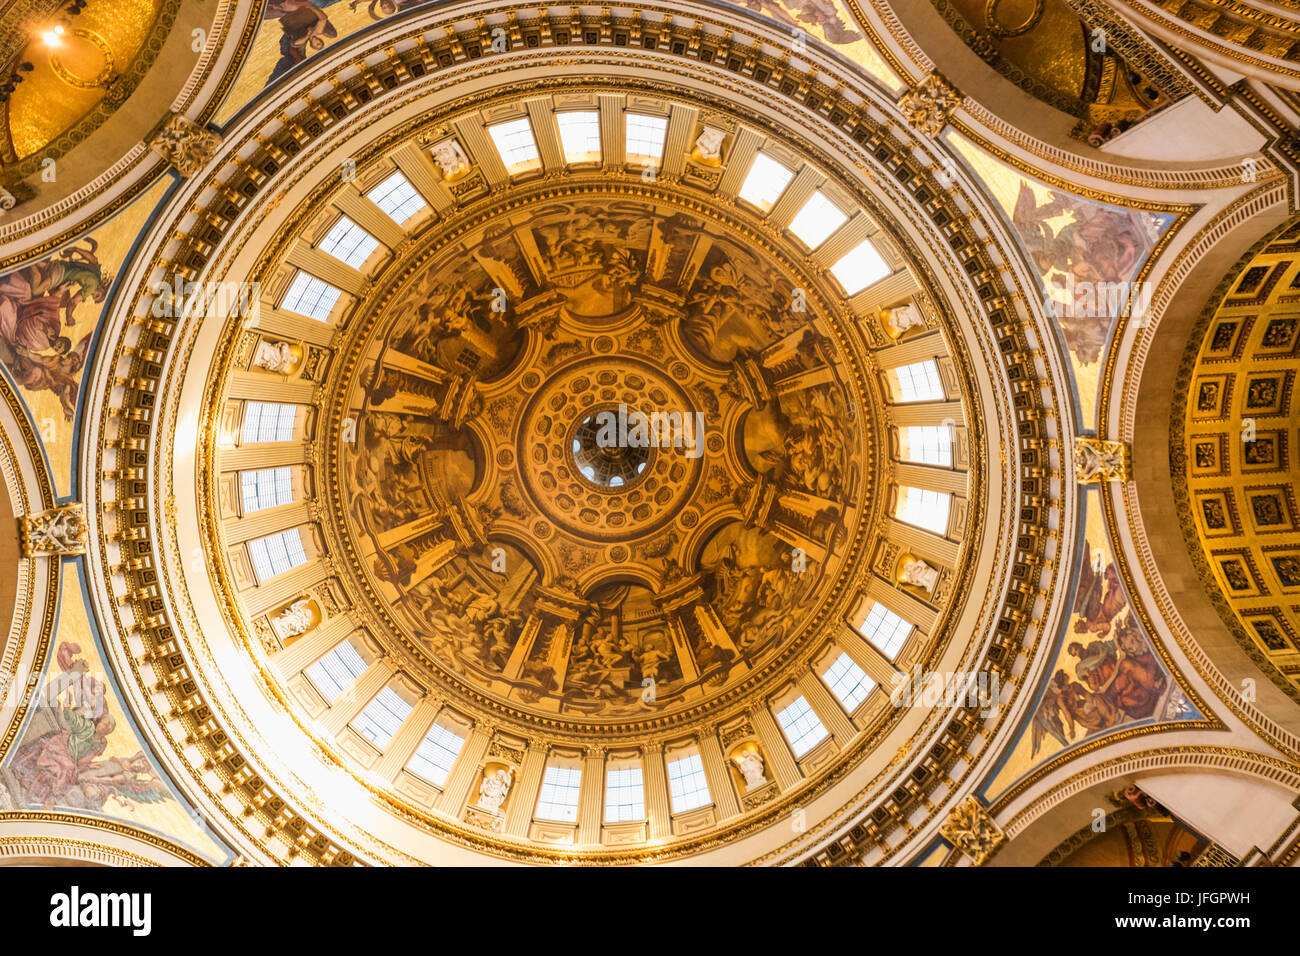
[946,132,1174,429]
[744,0,899,91]
[213,0,898,126]
[985,487,1199,798]
[216,0,430,125]
[0,177,170,496]
[327,196,865,720]
[0,568,232,864]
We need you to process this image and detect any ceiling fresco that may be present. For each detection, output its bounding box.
[928,0,1170,139]
[985,485,1202,800]
[283,192,874,724]
[946,131,1177,430]
[0,565,232,864]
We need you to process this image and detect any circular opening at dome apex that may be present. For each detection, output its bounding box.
[570,411,652,488]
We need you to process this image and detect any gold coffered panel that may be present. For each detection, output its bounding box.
[1177,223,1300,691]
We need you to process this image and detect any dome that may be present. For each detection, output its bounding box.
[4,0,1297,874]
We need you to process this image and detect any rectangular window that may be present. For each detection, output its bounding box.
[487,117,541,173]
[366,171,427,225]
[240,466,294,513]
[775,695,829,757]
[625,113,668,165]
[830,239,890,295]
[304,640,367,704]
[898,426,953,466]
[241,401,297,444]
[604,765,647,823]
[556,111,601,163]
[280,271,342,322]
[855,602,912,659]
[821,652,876,712]
[888,360,945,403]
[247,528,308,582]
[535,764,582,822]
[788,190,847,248]
[350,686,413,750]
[406,723,466,787]
[318,216,381,269]
[737,153,794,210]
[666,753,711,813]
[896,486,951,536]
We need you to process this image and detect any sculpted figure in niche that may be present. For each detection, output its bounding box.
[430,138,470,181]
[899,557,939,593]
[271,598,315,641]
[253,339,298,373]
[734,748,767,791]
[477,766,513,812]
[882,303,924,337]
[692,126,726,165]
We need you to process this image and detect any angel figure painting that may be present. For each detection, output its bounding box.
[0,575,233,862]
[0,240,107,419]
[1,643,168,813]
[986,488,1199,798]
[946,136,1174,428]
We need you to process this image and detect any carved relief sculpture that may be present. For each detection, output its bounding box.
[897,73,961,138]
[430,138,471,181]
[21,503,87,557]
[939,795,1005,865]
[691,126,727,165]
[1074,438,1131,483]
[149,113,223,178]
[881,302,925,338]
[271,598,315,641]
[733,748,767,791]
[252,339,300,374]
[477,767,514,812]
[898,555,939,593]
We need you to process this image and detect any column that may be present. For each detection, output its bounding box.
[435,727,490,814]
[504,746,548,836]
[797,671,856,745]
[598,94,625,167]
[750,706,801,788]
[286,240,366,297]
[373,700,439,780]
[866,576,936,634]
[335,187,406,249]
[524,98,564,170]
[836,622,900,689]
[768,166,824,227]
[318,659,393,736]
[392,140,456,210]
[716,126,763,194]
[225,503,311,544]
[578,749,606,844]
[244,561,327,617]
[221,442,305,473]
[697,731,740,817]
[227,375,316,405]
[643,743,672,840]
[272,613,359,675]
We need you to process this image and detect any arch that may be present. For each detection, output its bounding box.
[988,745,1300,866]
[0,814,213,867]
[1118,189,1300,752]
